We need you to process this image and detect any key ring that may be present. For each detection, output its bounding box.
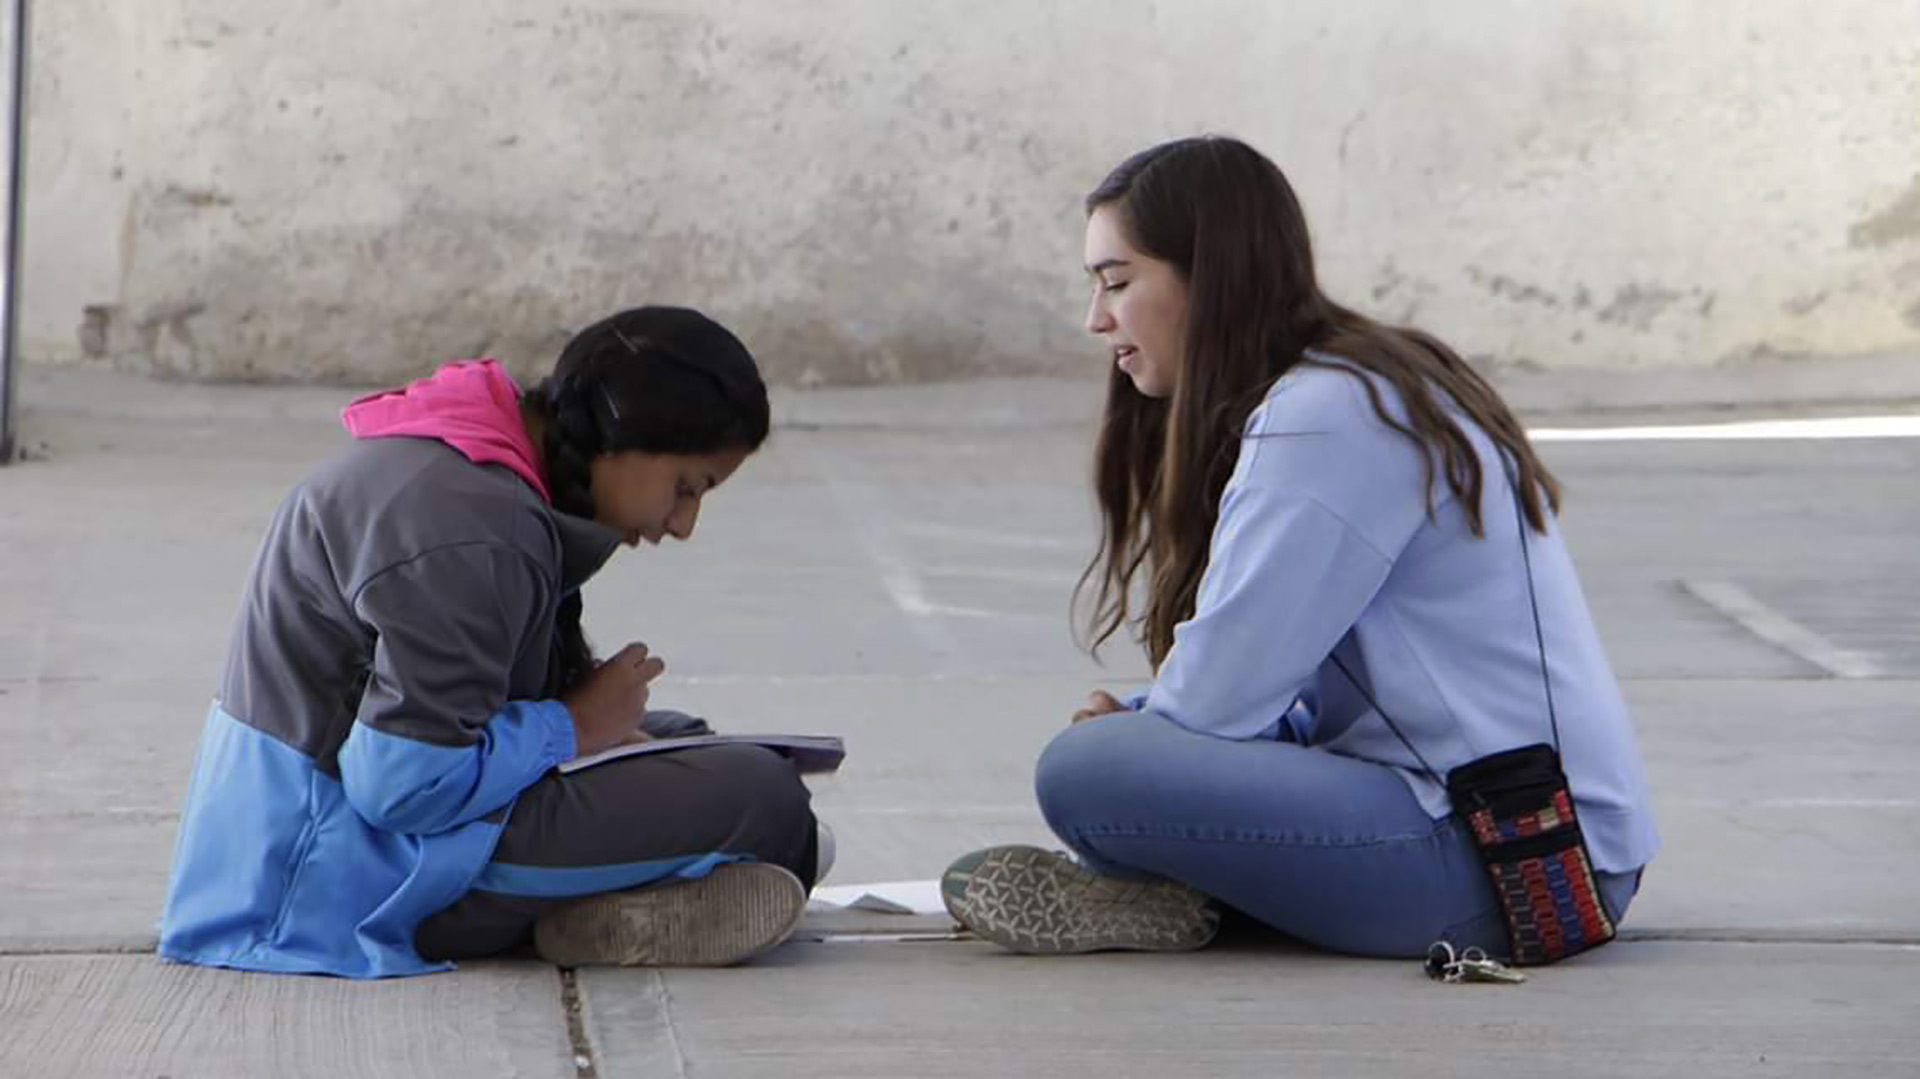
[1424,940,1527,985]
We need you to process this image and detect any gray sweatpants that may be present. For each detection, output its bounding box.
[415,712,819,961]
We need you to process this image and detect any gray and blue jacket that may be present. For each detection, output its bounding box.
[159,362,621,977]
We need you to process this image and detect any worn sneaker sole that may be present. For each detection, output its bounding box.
[941,845,1219,955]
[534,862,806,968]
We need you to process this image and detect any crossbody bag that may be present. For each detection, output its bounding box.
[1330,470,1616,966]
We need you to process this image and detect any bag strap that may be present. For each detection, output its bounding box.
[1329,651,1444,785]
[1512,464,1562,753]
[1327,460,1560,785]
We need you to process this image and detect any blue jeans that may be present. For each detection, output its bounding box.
[1035,710,1640,959]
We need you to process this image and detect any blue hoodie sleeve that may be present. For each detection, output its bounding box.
[337,544,577,835]
[1143,370,1433,741]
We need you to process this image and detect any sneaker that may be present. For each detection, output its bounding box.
[814,820,837,885]
[940,845,1220,955]
[533,862,807,968]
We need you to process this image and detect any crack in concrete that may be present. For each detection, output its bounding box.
[649,969,692,1079]
[559,968,599,1079]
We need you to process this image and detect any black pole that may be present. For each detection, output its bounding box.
[0,0,27,465]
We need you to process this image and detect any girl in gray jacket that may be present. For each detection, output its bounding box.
[160,306,819,978]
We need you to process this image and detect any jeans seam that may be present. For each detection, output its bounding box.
[1071,819,1458,851]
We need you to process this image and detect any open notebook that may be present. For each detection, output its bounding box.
[558,733,846,775]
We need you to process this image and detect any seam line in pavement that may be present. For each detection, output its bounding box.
[1614,930,1920,947]
[561,968,599,1079]
[651,969,692,1079]
[5,932,1918,960]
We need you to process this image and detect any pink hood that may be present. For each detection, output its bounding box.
[341,359,550,502]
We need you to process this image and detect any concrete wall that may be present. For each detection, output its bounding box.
[18,0,1920,386]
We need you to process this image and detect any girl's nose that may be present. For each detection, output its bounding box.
[1085,293,1114,335]
[668,498,701,541]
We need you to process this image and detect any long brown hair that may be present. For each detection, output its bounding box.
[1075,136,1561,668]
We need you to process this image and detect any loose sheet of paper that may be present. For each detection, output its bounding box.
[809,879,947,916]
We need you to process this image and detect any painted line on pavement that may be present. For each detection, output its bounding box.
[1681,579,1885,678]
[1531,414,1920,442]
[812,470,970,655]
[1671,797,1918,810]
[900,522,1082,550]
[921,564,1075,587]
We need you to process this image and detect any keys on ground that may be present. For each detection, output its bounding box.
[1425,942,1528,985]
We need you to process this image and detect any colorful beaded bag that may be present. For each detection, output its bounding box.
[1333,470,1615,966]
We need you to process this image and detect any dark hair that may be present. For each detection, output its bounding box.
[527,305,770,691]
[1076,136,1560,668]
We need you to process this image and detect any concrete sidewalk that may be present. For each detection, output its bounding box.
[3,363,1917,1077]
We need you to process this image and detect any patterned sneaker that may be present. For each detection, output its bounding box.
[533,862,807,968]
[941,845,1220,955]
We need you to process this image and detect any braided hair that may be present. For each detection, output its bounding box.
[526,306,770,692]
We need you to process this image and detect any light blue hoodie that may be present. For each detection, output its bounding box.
[1141,359,1658,873]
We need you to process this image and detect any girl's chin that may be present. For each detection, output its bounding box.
[1125,371,1173,399]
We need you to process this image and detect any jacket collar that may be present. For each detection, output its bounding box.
[553,510,624,591]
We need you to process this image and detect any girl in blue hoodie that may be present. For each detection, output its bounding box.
[160,306,820,977]
[941,137,1657,960]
